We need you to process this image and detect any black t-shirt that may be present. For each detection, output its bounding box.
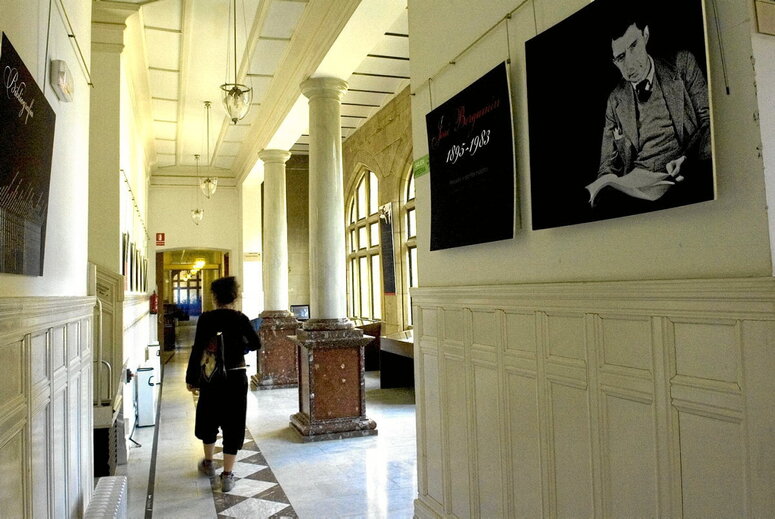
[185,308,261,386]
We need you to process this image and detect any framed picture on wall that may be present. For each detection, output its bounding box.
[526,0,715,229]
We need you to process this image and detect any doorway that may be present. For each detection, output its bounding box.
[155,248,229,348]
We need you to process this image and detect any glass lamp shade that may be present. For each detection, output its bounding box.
[220,83,252,124]
[191,208,204,225]
[200,177,218,199]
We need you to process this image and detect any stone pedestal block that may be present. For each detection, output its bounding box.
[289,319,378,441]
[251,310,300,390]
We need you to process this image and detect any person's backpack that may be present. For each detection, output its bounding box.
[200,331,226,385]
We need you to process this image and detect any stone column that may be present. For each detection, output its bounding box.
[289,77,376,441]
[252,149,300,390]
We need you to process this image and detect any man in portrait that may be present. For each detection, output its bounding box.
[587,3,713,209]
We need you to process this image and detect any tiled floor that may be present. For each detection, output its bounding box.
[122,321,418,518]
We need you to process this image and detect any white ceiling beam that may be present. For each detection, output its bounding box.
[174,0,194,167]
[211,0,276,169]
[232,0,362,185]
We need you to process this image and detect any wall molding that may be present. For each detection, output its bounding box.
[412,276,775,518]
[0,297,95,338]
[0,296,93,518]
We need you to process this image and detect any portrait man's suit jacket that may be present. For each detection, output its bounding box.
[597,49,711,178]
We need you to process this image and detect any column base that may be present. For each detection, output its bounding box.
[289,320,378,442]
[290,412,377,442]
[250,310,301,390]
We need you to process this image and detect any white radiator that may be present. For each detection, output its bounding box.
[84,476,128,519]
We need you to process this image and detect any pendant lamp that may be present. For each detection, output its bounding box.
[191,154,204,225]
[220,0,252,124]
[200,101,218,198]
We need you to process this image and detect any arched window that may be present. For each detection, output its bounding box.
[401,170,417,326]
[346,170,382,319]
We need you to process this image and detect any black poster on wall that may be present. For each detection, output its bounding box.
[526,0,713,229]
[0,33,56,276]
[426,61,515,251]
[379,203,396,295]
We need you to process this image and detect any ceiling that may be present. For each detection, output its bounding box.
[121,0,410,187]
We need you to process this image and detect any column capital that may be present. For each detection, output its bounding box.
[301,77,348,101]
[259,149,292,165]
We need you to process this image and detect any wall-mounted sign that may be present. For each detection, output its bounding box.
[426,61,516,251]
[0,33,56,276]
[412,154,430,178]
[156,232,165,246]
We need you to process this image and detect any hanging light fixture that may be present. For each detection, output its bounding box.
[220,0,252,124]
[191,154,204,225]
[200,101,218,198]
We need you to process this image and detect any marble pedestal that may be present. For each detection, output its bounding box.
[251,310,300,390]
[289,319,378,441]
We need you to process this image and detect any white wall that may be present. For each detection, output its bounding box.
[409,0,772,287]
[408,1,775,517]
[149,184,243,284]
[753,32,775,273]
[242,180,264,318]
[0,0,92,296]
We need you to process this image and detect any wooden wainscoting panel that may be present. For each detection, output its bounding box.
[30,401,50,518]
[80,361,94,506]
[67,321,80,363]
[547,381,594,518]
[673,319,740,384]
[601,392,658,517]
[0,426,26,518]
[545,313,586,363]
[599,315,652,371]
[51,326,66,373]
[504,370,542,517]
[443,308,465,346]
[441,353,471,517]
[471,361,504,518]
[422,307,439,338]
[52,388,68,518]
[417,337,444,509]
[80,318,91,359]
[30,332,48,387]
[411,279,775,518]
[0,296,94,519]
[471,309,498,351]
[0,339,25,417]
[740,320,775,514]
[68,371,83,517]
[504,310,537,355]
[678,412,745,517]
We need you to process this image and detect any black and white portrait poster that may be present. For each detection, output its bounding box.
[526,0,714,230]
[427,62,516,250]
[0,33,56,275]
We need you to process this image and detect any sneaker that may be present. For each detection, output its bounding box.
[220,471,235,492]
[198,459,216,478]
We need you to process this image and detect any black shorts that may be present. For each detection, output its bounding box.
[194,370,248,455]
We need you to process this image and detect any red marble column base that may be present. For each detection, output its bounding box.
[289,412,377,442]
[250,310,301,390]
[289,319,378,441]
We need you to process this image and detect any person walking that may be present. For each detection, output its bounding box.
[185,276,260,492]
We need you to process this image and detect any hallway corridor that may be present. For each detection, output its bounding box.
[122,322,418,518]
